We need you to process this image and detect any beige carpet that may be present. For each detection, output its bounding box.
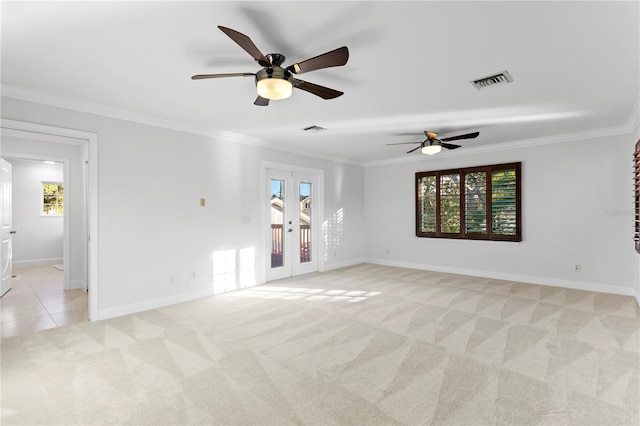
[1,264,639,425]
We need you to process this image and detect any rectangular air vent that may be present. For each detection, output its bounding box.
[471,70,513,90]
[302,125,327,133]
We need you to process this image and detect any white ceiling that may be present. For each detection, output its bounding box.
[2,1,639,165]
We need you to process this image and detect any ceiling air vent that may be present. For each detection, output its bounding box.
[302,125,327,133]
[471,70,513,90]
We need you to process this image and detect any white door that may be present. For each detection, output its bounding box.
[266,168,318,281]
[0,159,13,297]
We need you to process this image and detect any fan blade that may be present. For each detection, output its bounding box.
[254,96,269,106]
[218,26,271,66]
[292,79,343,99]
[386,141,422,146]
[286,46,349,74]
[441,142,462,150]
[191,73,255,80]
[407,145,422,154]
[441,131,479,142]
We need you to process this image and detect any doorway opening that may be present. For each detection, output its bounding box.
[0,120,98,321]
[3,156,69,286]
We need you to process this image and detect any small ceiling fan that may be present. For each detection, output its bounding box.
[387,131,480,155]
[191,26,349,106]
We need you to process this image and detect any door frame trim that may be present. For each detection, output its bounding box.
[260,161,325,282]
[0,158,13,297]
[0,119,99,321]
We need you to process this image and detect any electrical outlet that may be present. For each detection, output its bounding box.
[574,264,581,272]
[191,271,196,279]
[169,275,176,285]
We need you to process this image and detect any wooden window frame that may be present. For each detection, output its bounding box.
[416,162,521,242]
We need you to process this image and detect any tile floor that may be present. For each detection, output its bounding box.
[0,264,88,338]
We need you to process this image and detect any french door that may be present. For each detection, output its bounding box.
[266,167,319,281]
[0,159,12,297]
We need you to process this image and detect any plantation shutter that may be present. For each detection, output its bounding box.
[464,170,488,235]
[417,175,437,234]
[635,140,640,253]
[440,173,461,234]
[491,168,518,236]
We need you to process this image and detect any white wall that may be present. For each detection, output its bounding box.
[365,132,639,300]
[3,136,87,289]
[9,158,63,265]
[5,95,636,318]
[1,97,365,319]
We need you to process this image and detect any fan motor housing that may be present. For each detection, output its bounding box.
[262,53,286,67]
[255,66,293,84]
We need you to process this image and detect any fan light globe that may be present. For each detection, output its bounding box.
[257,78,293,100]
[422,144,442,155]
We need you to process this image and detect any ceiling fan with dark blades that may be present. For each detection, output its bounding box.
[387,131,480,155]
[191,26,349,106]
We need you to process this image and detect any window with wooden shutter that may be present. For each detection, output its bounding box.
[416,162,521,241]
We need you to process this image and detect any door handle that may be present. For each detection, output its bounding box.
[9,230,16,235]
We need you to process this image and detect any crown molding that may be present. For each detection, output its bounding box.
[364,121,636,168]
[366,94,640,167]
[1,84,364,167]
[1,83,268,145]
[2,83,635,169]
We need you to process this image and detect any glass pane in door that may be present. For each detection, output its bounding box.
[271,179,285,268]
[299,182,311,263]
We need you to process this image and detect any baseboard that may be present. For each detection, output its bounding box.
[96,262,368,320]
[67,279,86,290]
[13,258,63,268]
[321,258,367,272]
[95,258,640,320]
[95,279,268,320]
[366,257,639,300]
[96,288,216,320]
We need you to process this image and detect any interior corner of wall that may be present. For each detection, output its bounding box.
[631,95,640,139]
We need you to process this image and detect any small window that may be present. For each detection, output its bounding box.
[42,182,64,216]
[416,162,521,241]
